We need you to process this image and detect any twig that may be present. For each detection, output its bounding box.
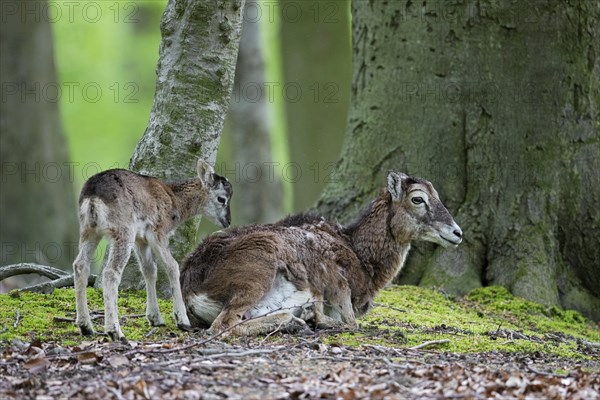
[310,355,355,362]
[202,348,280,359]
[187,362,237,369]
[145,327,158,337]
[382,357,411,369]
[526,365,553,376]
[362,343,403,357]
[53,317,75,323]
[107,387,127,400]
[310,355,377,363]
[259,320,287,345]
[494,322,502,336]
[53,312,106,324]
[14,310,21,328]
[121,314,145,319]
[578,339,600,348]
[147,360,236,370]
[409,339,450,350]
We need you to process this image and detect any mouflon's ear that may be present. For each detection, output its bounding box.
[387,171,408,200]
[196,159,215,186]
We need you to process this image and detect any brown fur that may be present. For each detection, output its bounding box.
[73,160,232,342]
[181,172,462,335]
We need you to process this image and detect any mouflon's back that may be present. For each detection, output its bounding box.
[180,213,361,308]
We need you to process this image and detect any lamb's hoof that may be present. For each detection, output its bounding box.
[78,325,95,336]
[177,323,192,332]
[107,331,127,343]
[283,316,313,335]
[148,317,166,327]
[316,321,345,330]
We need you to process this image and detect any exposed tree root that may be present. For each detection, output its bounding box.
[0,263,96,294]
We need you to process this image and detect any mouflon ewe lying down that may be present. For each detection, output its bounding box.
[73,159,232,342]
[180,171,462,335]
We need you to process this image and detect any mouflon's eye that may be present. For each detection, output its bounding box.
[217,196,227,205]
[411,196,424,205]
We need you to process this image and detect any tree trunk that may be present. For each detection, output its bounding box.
[227,0,284,225]
[109,0,245,293]
[0,0,78,287]
[317,1,600,320]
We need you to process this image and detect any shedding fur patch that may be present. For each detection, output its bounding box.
[245,275,315,319]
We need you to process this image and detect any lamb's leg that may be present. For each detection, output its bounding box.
[317,289,357,331]
[339,290,357,330]
[73,234,100,336]
[231,313,310,336]
[209,293,312,336]
[150,237,191,331]
[209,303,310,336]
[103,232,134,342]
[208,289,268,335]
[313,299,347,330]
[134,241,164,327]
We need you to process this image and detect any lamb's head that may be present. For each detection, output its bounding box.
[196,159,232,228]
[386,171,462,248]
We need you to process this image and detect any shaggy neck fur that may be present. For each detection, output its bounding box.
[167,179,208,222]
[345,189,411,293]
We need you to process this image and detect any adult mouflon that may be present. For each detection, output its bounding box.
[181,171,461,335]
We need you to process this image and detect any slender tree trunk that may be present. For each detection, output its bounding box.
[0,0,78,288]
[317,1,600,319]
[227,0,284,225]
[109,0,245,293]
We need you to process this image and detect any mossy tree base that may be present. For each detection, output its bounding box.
[316,1,600,320]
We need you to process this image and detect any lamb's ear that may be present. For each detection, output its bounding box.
[387,171,408,200]
[196,159,214,186]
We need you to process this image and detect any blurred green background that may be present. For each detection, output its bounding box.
[54,1,169,188]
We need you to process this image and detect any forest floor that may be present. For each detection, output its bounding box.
[1,285,599,399]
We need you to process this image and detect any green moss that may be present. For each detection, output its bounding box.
[0,288,183,346]
[324,285,599,359]
[1,285,598,361]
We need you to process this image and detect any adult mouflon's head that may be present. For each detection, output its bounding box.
[386,171,462,248]
[196,159,232,228]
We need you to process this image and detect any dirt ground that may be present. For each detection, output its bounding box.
[1,331,598,400]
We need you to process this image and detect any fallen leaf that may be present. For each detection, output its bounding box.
[108,355,130,368]
[133,379,149,399]
[77,351,100,364]
[23,357,50,374]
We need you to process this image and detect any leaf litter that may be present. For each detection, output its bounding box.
[1,332,598,399]
[1,285,598,398]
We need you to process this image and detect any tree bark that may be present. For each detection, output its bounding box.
[0,0,78,283]
[108,0,245,293]
[317,1,600,319]
[227,0,284,225]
